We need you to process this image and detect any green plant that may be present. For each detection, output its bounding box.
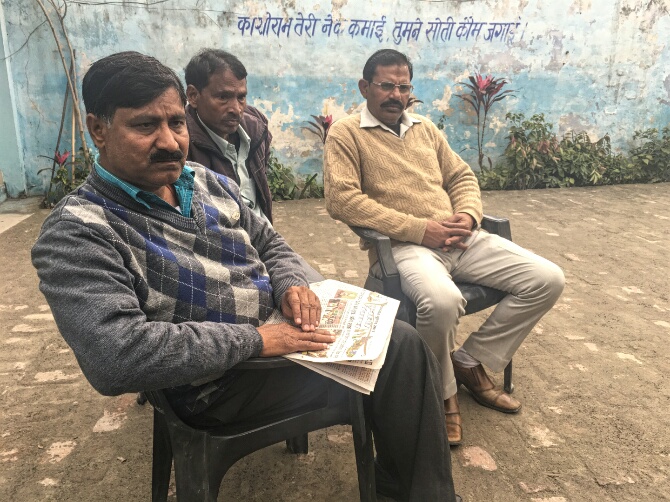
[296,173,323,199]
[484,113,560,189]
[626,126,670,183]
[600,154,641,185]
[267,149,297,200]
[40,147,93,207]
[554,132,626,187]
[267,150,325,201]
[478,113,629,190]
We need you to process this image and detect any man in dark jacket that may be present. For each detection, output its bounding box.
[185,49,274,223]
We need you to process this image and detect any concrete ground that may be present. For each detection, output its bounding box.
[0,184,669,502]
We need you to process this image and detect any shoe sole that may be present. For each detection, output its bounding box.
[457,382,522,414]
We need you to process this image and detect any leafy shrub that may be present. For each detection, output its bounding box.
[267,149,324,201]
[267,149,297,200]
[555,132,627,187]
[479,113,632,190]
[625,126,670,183]
[479,113,560,189]
[298,173,324,199]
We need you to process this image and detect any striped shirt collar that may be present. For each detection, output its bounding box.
[94,158,195,217]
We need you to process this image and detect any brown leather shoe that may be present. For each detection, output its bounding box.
[444,394,462,446]
[452,357,521,414]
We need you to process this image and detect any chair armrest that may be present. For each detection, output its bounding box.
[349,226,404,300]
[481,214,512,241]
[349,226,398,278]
[234,357,295,370]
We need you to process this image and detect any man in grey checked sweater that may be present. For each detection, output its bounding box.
[31,52,460,501]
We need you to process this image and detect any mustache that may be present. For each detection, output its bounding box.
[381,99,404,109]
[150,149,184,162]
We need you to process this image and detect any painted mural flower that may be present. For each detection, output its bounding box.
[456,73,515,169]
[303,114,333,144]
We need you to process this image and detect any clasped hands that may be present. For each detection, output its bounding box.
[421,213,475,251]
[256,285,335,357]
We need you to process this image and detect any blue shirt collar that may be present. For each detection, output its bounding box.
[94,157,195,217]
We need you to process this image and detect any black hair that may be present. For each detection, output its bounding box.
[184,48,248,91]
[82,51,186,121]
[362,49,413,82]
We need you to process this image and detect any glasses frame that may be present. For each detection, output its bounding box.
[370,81,414,95]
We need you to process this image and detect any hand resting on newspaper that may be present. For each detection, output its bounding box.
[257,286,335,357]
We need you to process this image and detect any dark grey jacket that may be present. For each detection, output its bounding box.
[31,163,306,403]
[186,104,274,222]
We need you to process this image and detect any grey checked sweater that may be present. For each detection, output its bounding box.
[32,162,306,415]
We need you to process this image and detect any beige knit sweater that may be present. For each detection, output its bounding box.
[324,112,483,246]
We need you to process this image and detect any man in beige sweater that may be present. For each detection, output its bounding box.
[324,49,565,446]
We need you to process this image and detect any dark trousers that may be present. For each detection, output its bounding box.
[190,321,455,502]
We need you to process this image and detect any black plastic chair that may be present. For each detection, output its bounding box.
[350,214,513,394]
[146,356,376,502]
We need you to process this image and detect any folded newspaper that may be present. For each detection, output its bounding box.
[264,279,400,394]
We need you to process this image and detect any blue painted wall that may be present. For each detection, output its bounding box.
[1,0,669,197]
[0,2,25,199]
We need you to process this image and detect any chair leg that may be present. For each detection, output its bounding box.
[286,434,309,454]
[349,392,376,502]
[152,409,173,502]
[172,437,220,502]
[504,359,514,394]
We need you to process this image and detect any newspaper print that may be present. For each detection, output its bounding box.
[290,359,379,394]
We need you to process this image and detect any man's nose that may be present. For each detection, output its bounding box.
[155,122,180,151]
[389,85,403,100]
[230,99,245,116]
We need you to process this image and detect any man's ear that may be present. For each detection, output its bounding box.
[86,113,108,149]
[186,84,200,108]
[358,79,369,99]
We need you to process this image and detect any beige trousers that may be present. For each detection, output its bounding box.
[387,230,565,399]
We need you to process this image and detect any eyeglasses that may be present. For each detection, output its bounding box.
[370,81,414,94]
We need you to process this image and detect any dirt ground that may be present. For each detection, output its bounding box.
[1,184,669,502]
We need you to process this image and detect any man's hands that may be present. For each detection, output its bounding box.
[258,286,335,357]
[257,285,334,357]
[281,286,321,331]
[421,213,476,251]
[257,323,335,357]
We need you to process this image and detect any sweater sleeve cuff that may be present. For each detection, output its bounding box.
[402,218,428,245]
[250,328,264,357]
[272,277,307,309]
